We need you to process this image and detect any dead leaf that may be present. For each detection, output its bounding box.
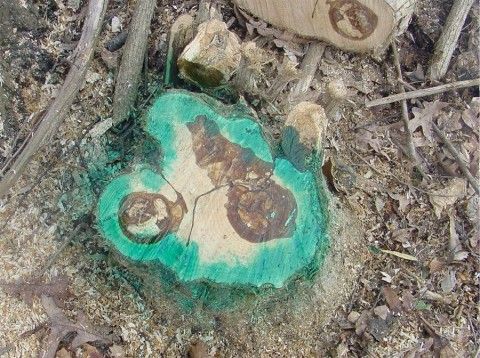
[409,101,449,142]
[40,295,109,358]
[405,63,425,82]
[0,275,71,307]
[382,286,402,313]
[462,97,479,134]
[356,128,383,153]
[373,305,390,320]
[388,192,410,213]
[429,178,467,218]
[440,270,456,293]
[381,271,393,283]
[380,249,418,261]
[429,258,445,273]
[355,310,370,336]
[347,311,360,324]
[401,290,415,311]
[108,345,125,358]
[83,344,104,358]
[56,348,72,358]
[188,341,209,358]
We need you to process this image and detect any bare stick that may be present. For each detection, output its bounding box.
[0,0,108,199]
[427,0,475,81]
[432,123,479,195]
[289,41,325,100]
[365,78,480,107]
[112,0,156,125]
[391,41,426,176]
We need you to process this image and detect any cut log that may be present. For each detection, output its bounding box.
[97,91,327,289]
[234,0,416,53]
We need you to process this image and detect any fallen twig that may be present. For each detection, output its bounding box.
[432,123,480,195]
[365,78,480,108]
[391,41,426,177]
[427,0,475,81]
[0,0,108,199]
[112,0,156,125]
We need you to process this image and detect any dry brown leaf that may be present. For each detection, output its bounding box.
[401,290,415,311]
[462,97,479,134]
[188,341,209,358]
[429,258,445,273]
[429,178,467,218]
[108,345,125,358]
[40,295,109,358]
[409,101,449,142]
[440,270,456,293]
[382,286,402,313]
[356,128,383,153]
[373,305,390,320]
[56,348,73,358]
[347,311,361,324]
[83,344,104,358]
[388,192,410,213]
[0,275,71,307]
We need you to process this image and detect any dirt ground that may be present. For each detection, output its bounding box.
[0,0,478,357]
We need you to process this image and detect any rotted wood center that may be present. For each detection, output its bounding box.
[328,0,378,40]
[188,115,297,243]
[119,192,186,243]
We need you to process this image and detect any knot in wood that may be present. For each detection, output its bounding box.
[328,0,378,40]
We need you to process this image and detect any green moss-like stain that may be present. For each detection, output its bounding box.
[97,91,328,290]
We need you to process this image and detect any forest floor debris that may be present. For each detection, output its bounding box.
[0,0,478,356]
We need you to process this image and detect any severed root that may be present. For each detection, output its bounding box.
[112,0,156,125]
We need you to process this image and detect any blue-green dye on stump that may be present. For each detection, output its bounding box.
[97,91,327,289]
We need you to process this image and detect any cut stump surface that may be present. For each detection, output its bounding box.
[234,0,416,53]
[97,91,327,288]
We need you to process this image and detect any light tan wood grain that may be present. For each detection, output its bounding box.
[234,0,415,52]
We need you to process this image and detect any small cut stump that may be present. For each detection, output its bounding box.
[97,91,327,289]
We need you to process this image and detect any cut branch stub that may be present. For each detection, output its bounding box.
[234,0,416,53]
[97,91,327,288]
[177,20,241,88]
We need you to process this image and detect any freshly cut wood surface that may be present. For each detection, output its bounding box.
[97,91,327,288]
[234,0,416,52]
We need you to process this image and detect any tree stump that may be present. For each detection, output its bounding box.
[97,91,327,293]
[234,0,416,53]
